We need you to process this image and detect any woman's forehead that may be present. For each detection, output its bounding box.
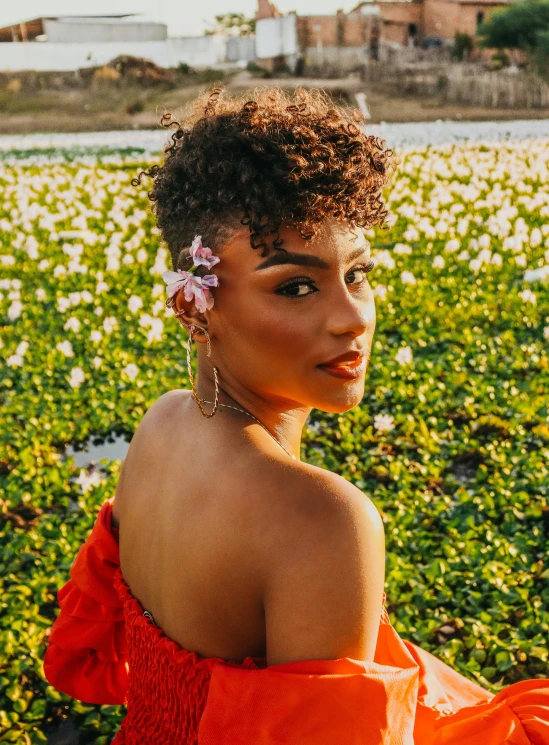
[221,219,368,269]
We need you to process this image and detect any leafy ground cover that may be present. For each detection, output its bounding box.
[1,137,548,743]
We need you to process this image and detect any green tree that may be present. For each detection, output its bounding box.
[477,0,549,52]
[204,13,256,37]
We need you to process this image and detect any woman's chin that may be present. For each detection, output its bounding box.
[313,380,366,413]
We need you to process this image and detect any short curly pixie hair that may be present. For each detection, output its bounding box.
[133,85,397,272]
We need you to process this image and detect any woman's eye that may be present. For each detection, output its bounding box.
[347,260,376,285]
[276,280,317,298]
[275,260,375,299]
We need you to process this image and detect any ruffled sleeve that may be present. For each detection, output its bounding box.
[196,623,549,745]
[197,654,420,744]
[43,498,128,705]
[425,678,549,745]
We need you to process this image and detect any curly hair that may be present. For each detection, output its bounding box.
[132,85,397,272]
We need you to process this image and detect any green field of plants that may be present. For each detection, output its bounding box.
[1,137,548,743]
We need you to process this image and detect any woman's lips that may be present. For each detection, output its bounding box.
[317,356,366,379]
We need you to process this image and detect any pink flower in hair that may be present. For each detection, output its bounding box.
[189,235,220,270]
[162,235,220,314]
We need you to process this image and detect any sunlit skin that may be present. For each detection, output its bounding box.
[173,216,377,461]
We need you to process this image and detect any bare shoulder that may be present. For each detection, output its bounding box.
[111,390,189,521]
[255,461,386,665]
[252,460,384,555]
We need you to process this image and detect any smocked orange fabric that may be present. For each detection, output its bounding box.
[43,498,549,744]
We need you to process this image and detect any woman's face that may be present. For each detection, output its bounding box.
[203,216,376,414]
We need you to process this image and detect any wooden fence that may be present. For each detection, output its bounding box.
[361,61,549,109]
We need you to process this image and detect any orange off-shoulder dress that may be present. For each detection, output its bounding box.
[43,498,549,744]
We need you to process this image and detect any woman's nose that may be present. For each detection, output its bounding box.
[326,286,373,337]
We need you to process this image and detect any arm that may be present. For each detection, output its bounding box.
[261,468,386,667]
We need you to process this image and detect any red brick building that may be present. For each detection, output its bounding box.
[256,0,512,58]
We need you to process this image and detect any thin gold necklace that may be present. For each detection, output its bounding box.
[198,398,298,461]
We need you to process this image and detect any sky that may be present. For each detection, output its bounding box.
[0,1,359,38]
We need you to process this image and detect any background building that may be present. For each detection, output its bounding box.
[255,0,513,71]
[0,14,254,71]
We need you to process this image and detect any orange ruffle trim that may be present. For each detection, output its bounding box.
[43,499,549,744]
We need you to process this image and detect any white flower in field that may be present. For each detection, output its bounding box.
[53,265,67,277]
[457,250,470,261]
[445,238,460,252]
[75,467,102,492]
[478,234,491,249]
[57,297,71,313]
[530,227,542,247]
[69,292,82,306]
[64,317,81,333]
[69,366,85,388]
[152,283,165,298]
[469,258,482,273]
[373,284,387,300]
[81,290,94,303]
[151,299,166,315]
[95,306,103,316]
[8,301,22,320]
[384,211,398,227]
[544,327,549,340]
[374,413,395,433]
[103,316,118,334]
[374,250,395,270]
[519,289,537,304]
[123,363,139,380]
[11,278,21,290]
[96,281,109,294]
[16,341,29,356]
[0,255,15,266]
[38,259,50,271]
[57,340,74,357]
[151,247,170,276]
[128,295,143,313]
[90,330,102,343]
[122,253,134,265]
[92,356,102,369]
[106,256,120,272]
[507,235,525,253]
[515,254,527,267]
[403,225,419,242]
[395,346,413,365]
[524,265,549,283]
[147,318,164,343]
[35,288,47,300]
[401,270,416,284]
[393,243,412,254]
[491,253,502,266]
[6,354,23,366]
[433,256,445,269]
[137,248,148,263]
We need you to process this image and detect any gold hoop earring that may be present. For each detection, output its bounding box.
[185,323,220,418]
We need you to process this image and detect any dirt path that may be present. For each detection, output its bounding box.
[0,71,547,134]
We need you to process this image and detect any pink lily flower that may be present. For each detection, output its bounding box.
[162,270,219,314]
[189,235,220,270]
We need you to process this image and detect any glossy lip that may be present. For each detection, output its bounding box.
[317,348,369,380]
[318,356,366,379]
[318,349,365,367]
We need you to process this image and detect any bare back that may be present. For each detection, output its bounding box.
[114,390,385,664]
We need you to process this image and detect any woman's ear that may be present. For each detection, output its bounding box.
[172,288,209,339]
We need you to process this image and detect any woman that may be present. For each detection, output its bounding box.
[43,86,549,744]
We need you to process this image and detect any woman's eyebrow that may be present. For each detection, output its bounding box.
[254,245,369,271]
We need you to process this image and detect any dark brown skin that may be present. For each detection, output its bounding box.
[112,217,385,666]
